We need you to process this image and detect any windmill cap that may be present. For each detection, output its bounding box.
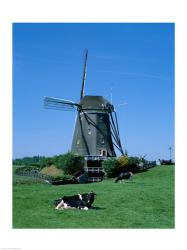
[79,95,114,111]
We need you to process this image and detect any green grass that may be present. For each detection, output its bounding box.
[13,165,174,228]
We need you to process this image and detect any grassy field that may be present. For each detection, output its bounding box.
[13,165,174,228]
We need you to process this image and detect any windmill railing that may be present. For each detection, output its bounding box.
[84,167,104,173]
[88,177,102,182]
[84,155,108,161]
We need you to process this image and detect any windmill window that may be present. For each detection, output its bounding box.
[99,149,107,156]
[88,129,91,135]
[102,150,107,156]
[80,112,83,120]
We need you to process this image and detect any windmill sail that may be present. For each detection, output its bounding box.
[44,96,79,111]
[80,49,88,100]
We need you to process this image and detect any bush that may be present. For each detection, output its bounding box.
[51,174,78,185]
[40,165,64,177]
[15,166,40,175]
[55,152,84,175]
[52,174,73,181]
[102,157,119,178]
[116,155,129,173]
[103,156,131,178]
[127,156,141,166]
[117,155,128,167]
[102,155,145,178]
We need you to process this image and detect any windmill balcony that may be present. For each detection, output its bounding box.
[83,155,106,182]
[88,177,103,182]
[84,155,108,161]
[84,167,104,173]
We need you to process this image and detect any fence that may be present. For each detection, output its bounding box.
[15,170,53,182]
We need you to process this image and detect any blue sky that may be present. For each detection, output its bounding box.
[13,23,174,160]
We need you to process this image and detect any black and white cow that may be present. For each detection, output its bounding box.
[115,172,133,183]
[54,191,96,210]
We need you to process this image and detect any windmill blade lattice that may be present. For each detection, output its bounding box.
[80,49,88,100]
[44,96,79,111]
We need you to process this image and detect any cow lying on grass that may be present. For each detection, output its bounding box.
[115,172,133,183]
[54,191,96,210]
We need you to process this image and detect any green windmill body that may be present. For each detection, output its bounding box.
[44,50,124,161]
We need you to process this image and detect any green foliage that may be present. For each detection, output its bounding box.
[13,152,85,174]
[15,166,40,175]
[102,157,119,177]
[52,174,74,181]
[13,155,43,167]
[54,152,84,175]
[127,156,141,166]
[103,156,145,178]
[51,172,79,185]
[44,157,55,167]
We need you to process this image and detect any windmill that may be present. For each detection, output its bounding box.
[44,50,124,159]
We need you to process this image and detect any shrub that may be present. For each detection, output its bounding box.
[55,152,84,175]
[102,155,145,178]
[40,165,64,177]
[15,166,40,175]
[124,156,143,173]
[52,174,74,181]
[51,174,78,185]
[117,155,128,167]
[45,157,55,166]
[127,156,141,166]
[102,157,119,178]
[116,155,129,173]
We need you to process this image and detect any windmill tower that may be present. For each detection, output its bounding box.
[44,50,124,181]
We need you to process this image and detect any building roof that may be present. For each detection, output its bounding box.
[79,96,114,111]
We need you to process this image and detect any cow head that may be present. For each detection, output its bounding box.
[86,191,96,208]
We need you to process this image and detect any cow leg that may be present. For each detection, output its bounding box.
[56,201,72,210]
[55,199,65,210]
[57,207,64,210]
[81,207,89,210]
[63,203,72,209]
[129,174,133,182]
[63,203,68,208]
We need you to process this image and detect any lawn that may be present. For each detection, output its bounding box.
[13,165,174,228]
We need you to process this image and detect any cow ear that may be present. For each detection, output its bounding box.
[90,191,96,195]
